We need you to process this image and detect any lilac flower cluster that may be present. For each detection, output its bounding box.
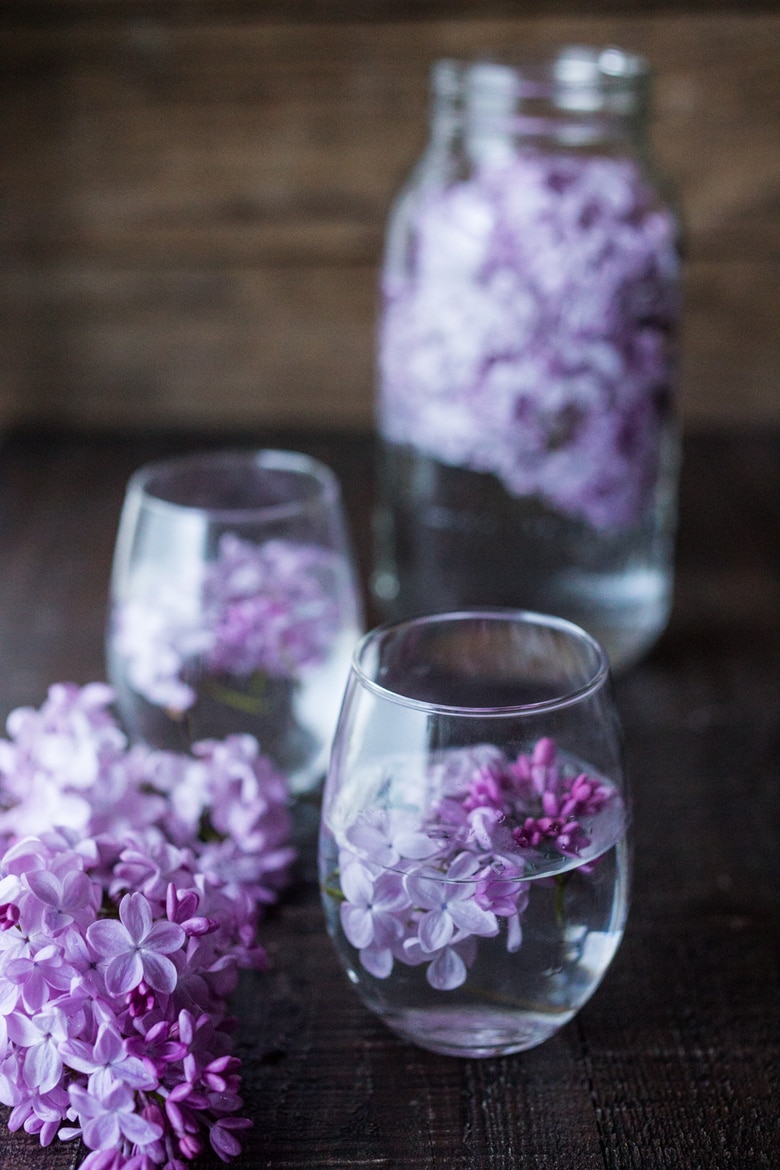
[112,534,343,714]
[0,682,295,1168]
[378,150,680,529]
[330,738,615,991]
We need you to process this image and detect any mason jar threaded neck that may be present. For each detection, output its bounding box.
[431,48,651,148]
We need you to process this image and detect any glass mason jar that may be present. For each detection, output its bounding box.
[373,48,682,673]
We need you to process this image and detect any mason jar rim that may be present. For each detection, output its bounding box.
[351,609,610,718]
[432,46,649,93]
[127,448,342,524]
[431,47,650,120]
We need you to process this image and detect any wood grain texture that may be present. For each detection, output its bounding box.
[1,13,779,431]
[3,1,780,20]
[0,426,777,1169]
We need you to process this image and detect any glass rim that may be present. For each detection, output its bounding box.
[351,608,610,717]
[126,447,342,523]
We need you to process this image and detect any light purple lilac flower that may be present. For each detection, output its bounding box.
[331,737,619,989]
[87,893,186,997]
[379,150,680,529]
[111,533,345,714]
[0,683,296,1167]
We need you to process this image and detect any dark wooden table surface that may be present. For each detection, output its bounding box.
[0,426,777,1170]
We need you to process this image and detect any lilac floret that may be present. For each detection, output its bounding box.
[379,150,680,529]
[330,736,623,990]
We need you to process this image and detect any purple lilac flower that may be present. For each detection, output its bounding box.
[68,1082,163,1151]
[87,892,186,997]
[111,533,346,714]
[404,852,499,954]
[399,931,479,992]
[338,860,409,978]
[331,737,621,988]
[379,151,680,529]
[0,683,295,1167]
[63,1024,157,1097]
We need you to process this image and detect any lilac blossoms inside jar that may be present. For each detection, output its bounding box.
[373,48,682,672]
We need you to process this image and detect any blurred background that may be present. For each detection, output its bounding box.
[1,0,778,437]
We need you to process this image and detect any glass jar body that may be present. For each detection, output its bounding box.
[373,51,682,672]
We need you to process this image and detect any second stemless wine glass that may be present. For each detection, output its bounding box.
[319,610,631,1057]
[106,449,364,796]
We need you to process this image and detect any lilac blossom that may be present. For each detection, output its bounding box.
[0,683,296,1167]
[328,737,623,989]
[62,1024,157,1098]
[338,861,409,978]
[404,852,499,954]
[68,1083,163,1151]
[87,893,186,997]
[378,150,680,530]
[110,533,347,715]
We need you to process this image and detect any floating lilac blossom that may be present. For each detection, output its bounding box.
[0,683,296,1168]
[110,534,345,716]
[324,737,622,990]
[378,150,680,530]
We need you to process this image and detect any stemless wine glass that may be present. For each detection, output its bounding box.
[319,609,631,1058]
[106,449,364,796]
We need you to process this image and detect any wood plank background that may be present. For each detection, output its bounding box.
[1,3,778,433]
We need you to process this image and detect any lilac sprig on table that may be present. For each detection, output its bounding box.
[111,534,343,715]
[0,683,295,1168]
[325,738,617,992]
[379,151,680,529]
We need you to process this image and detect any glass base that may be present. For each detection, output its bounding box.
[380,1005,574,1058]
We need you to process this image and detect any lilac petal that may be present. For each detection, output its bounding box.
[418,909,454,953]
[371,913,403,948]
[105,950,144,996]
[140,950,178,995]
[400,936,428,966]
[393,829,439,860]
[211,1123,243,1161]
[118,893,152,945]
[93,1026,123,1065]
[82,1113,120,1151]
[24,871,62,908]
[427,947,467,991]
[61,870,94,911]
[6,1014,41,1046]
[114,1055,158,1091]
[372,872,411,913]
[360,944,393,979]
[24,1041,62,1094]
[507,913,523,953]
[144,919,186,955]
[22,968,48,1013]
[118,1109,163,1145]
[449,901,499,937]
[68,1083,100,1120]
[340,904,373,950]
[403,871,443,909]
[87,919,131,959]
[0,980,18,1013]
[446,852,482,881]
[62,1041,100,1077]
[347,823,398,868]
[340,863,373,906]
